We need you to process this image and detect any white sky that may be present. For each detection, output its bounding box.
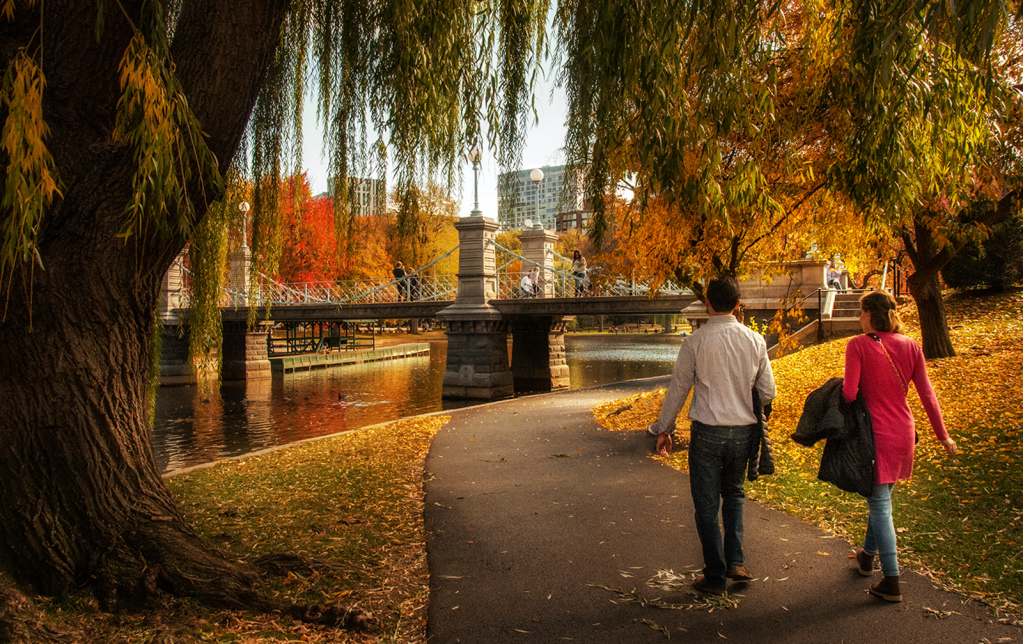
[299,72,569,220]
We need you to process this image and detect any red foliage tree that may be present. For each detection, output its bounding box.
[277,175,353,283]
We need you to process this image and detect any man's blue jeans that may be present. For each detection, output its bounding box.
[864,483,899,577]
[688,421,756,588]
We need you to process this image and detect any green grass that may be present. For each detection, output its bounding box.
[16,416,445,644]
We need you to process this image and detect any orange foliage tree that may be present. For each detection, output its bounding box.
[276,175,353,283]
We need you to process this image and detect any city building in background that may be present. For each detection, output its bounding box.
[556,208,591,233]
[497,165,590,231]
[321,177,388,216]
[352,178,387,216]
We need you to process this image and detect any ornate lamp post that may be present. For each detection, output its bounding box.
[529,168,544,229]
[469,147,483,217]
[239,201,251,248]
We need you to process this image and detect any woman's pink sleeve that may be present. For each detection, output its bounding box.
[843,340,862,403]
[911,343,949,441]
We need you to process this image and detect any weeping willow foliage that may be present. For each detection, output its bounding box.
[0,50,61,301]
[245,0,550,279]
[2,0,1019,381]
[186,188,234,394]
[113,4,222,244]
[554,0,1022,255]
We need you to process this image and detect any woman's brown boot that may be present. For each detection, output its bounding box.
[855,549,875,576]
[869,575,902,602]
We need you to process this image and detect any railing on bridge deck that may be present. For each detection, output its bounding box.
[252,273,460,306]
[490,241,692,300]
[175,241,692,309]
[494,269,692,299]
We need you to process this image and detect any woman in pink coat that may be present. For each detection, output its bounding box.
[842,291,957,602]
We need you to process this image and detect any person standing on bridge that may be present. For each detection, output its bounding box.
[571,250,587,297]
[392,262,407,301]
[647,275,776,595]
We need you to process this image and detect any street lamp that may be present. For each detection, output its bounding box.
[239,201,251,249]
[529,168,544,229]
[469,146,483,216]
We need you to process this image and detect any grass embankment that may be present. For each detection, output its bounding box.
[25,416,447,644]
[595,289,1023,620]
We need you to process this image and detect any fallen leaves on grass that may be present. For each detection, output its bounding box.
[29,416,448,644]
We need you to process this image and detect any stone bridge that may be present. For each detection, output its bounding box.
[162,214,835,400]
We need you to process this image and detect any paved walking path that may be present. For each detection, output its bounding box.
[424,377,1020,643]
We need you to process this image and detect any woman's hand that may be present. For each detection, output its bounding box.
[940,437,957,457]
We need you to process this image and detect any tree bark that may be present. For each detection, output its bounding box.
[901,193,1019,359]
[0,0,344,616]
[905,269,956,359]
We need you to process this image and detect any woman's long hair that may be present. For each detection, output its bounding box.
[860,291,902,333]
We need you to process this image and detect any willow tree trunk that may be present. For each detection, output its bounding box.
[0,0,290,606]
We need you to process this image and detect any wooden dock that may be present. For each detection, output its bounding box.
[270,342,432,373]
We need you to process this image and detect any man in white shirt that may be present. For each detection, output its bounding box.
[648,275,776,595]
[519,267,539,298]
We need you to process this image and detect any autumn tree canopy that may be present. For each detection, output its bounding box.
[563,0,1022,356]
[1,0,1020,624]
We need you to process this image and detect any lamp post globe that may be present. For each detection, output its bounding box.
[529,168,544,229]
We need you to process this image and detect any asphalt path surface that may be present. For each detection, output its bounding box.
[424,376,1020,643]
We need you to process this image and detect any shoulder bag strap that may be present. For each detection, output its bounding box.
[867,333,908,396]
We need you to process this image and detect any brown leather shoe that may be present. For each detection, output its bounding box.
[726,564,754,581]
[855,549,875,577]
[693,576,727,595]
[869,575,902,602]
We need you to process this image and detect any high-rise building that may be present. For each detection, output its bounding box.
[351,178,387,216]
[497,165,588,231]
[323,177,388,216]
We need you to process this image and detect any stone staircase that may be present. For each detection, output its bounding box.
[830,291,862,321]
[767,290,863,358]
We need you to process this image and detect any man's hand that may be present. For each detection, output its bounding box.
[656,432,673,457]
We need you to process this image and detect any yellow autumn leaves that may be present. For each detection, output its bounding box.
[114,30,220,241]
[165,416,448,643]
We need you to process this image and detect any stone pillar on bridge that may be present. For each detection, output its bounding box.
[228,244,251,306]
[158,251,186,324]
[510,316,570,393]
[519,226,558,298]
[437,214,513,400]
[221,321,272,382]
[157,251,192,384]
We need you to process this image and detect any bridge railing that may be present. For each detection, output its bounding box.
[256,274,459,305]
[496,269,694,299]
[177,265,459,308]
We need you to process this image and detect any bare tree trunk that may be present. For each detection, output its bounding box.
[0,174,279,609]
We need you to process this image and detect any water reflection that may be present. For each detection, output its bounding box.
[152,334,681,472]
[565,333,680,388]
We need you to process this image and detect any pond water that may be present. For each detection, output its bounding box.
[151,333,682,473]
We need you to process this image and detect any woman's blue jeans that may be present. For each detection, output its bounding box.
[688,421,755,588]
[863,483,899,577]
